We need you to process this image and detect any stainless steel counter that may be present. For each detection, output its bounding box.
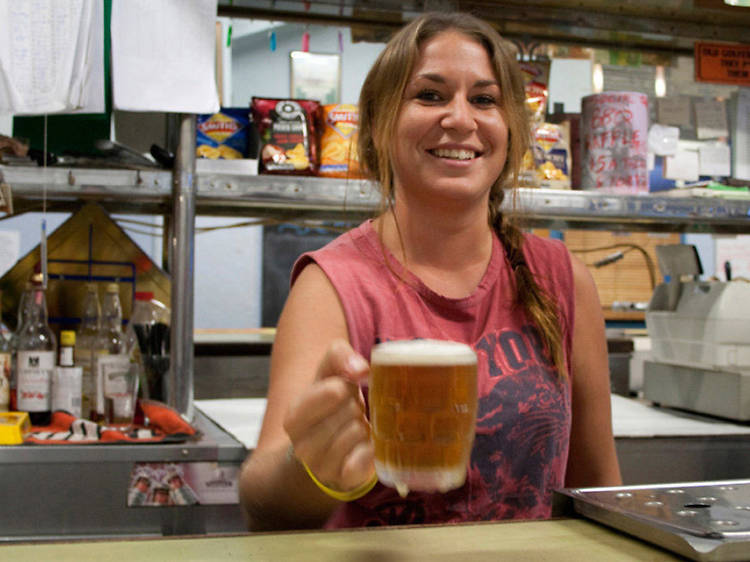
[0,409,248,541]
[196,395,750,487]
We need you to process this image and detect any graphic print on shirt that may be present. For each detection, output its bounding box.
[357,325,570,526]
[470,325,570,521]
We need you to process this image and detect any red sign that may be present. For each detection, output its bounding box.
[695,41,750,86]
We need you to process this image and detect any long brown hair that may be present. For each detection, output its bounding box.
[357,12,566,376]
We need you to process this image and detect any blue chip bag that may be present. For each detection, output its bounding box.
[196,108,250,159]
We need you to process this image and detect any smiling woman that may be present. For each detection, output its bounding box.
[239,11,622,532]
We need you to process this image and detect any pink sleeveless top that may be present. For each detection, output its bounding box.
[291,220,575,528]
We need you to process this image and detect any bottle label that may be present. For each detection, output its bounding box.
[96,354,132,416]
[0,351,10,411]
[17,350,55,412]
[59,346,74,367]
[52,366,83,418]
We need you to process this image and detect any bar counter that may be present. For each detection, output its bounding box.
[2,518,681,561]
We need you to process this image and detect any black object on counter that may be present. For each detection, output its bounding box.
[133,321,170,402]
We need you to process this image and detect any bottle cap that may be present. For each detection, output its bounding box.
[60,330,76,346]
[106,283,119,293]
[135,291,154,301]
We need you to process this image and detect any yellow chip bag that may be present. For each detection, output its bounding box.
[319,104,364,179]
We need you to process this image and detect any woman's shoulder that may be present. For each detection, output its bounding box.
[521,231,570,266]
[519,231,575,294]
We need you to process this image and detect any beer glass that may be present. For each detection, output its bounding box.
[369,339,478,497]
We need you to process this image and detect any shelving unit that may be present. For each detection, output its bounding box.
[4,165,750,233]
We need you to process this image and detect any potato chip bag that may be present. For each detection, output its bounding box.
[196,108,252,160]
[251,98,321,175]
[532,122,571,189]
[319,104,364,179]
[518,60,550,125]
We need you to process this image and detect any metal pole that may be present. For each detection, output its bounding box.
[169,114,196,420]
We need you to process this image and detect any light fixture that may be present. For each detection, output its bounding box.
[592,63,604,93]
[724,0,750,6]
[654,65,666,98]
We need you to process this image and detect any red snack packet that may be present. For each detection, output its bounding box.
[251,97,321,175]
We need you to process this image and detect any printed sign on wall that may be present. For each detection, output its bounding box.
[695,42,750,87]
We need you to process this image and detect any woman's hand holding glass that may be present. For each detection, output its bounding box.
[283,339,376,497]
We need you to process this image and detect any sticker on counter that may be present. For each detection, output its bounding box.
[127,462,239,507]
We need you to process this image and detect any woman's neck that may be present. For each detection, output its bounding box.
[377,198,494,298]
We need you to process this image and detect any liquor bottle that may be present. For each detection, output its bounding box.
[75,283,103,420]
[16,274,56,425]
[0,290,11,412]
[9,280,32,411]
[96,283,133,424]
[52,330,83,418]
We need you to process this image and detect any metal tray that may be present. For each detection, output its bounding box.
[558,480,750,561]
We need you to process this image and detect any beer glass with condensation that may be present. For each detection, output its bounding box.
[369,339,478,497]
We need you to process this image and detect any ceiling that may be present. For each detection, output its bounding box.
[218,0,750,56]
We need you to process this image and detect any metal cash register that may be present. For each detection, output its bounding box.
[644,244,750,422]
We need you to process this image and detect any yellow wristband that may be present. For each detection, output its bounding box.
[301,460,378,502]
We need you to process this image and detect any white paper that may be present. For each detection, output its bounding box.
[111,0,219,113]
[698,142,731,177]
[0,230,20,276]
[656,97,692,127]
[548,58,592,113]
[664,150,700,181]
[733,88,750,181]
[0,0,100,115]
[72,0,105,114]
[694,98,729,139]
[715,235,750,280]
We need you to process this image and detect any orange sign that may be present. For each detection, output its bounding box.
[695,41,750,86]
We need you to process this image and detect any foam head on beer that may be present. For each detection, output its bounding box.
[369,339,478,497]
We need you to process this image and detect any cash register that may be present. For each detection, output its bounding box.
[644,244,750,421]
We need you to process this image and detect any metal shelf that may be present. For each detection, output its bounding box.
[3,165,750,233]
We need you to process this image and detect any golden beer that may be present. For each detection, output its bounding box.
[369,340,477,496]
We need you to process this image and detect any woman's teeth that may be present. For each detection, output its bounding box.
[430,148,476,160]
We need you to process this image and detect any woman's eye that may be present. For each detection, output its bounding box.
[416,89,442,102]
[472,94,497,106]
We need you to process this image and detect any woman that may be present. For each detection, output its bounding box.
[239,12,621,531]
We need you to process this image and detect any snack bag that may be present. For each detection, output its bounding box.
[251,98,321,175]
[519,148,540,188]
[196,108,251,160]
[319,104,364,179]
[532,122,571,189]
[518,60,550,125]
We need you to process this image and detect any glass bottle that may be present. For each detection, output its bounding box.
[0,290,11,412]
[75,283,103,420]
[9,280,32,411]
[100,283,126,355]
[16,274,56,425]
[96,283,131,423]
[52,330,83,418]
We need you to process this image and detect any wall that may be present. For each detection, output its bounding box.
[231,23,384,106]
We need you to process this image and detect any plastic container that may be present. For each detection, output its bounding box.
[126,291,170,402]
